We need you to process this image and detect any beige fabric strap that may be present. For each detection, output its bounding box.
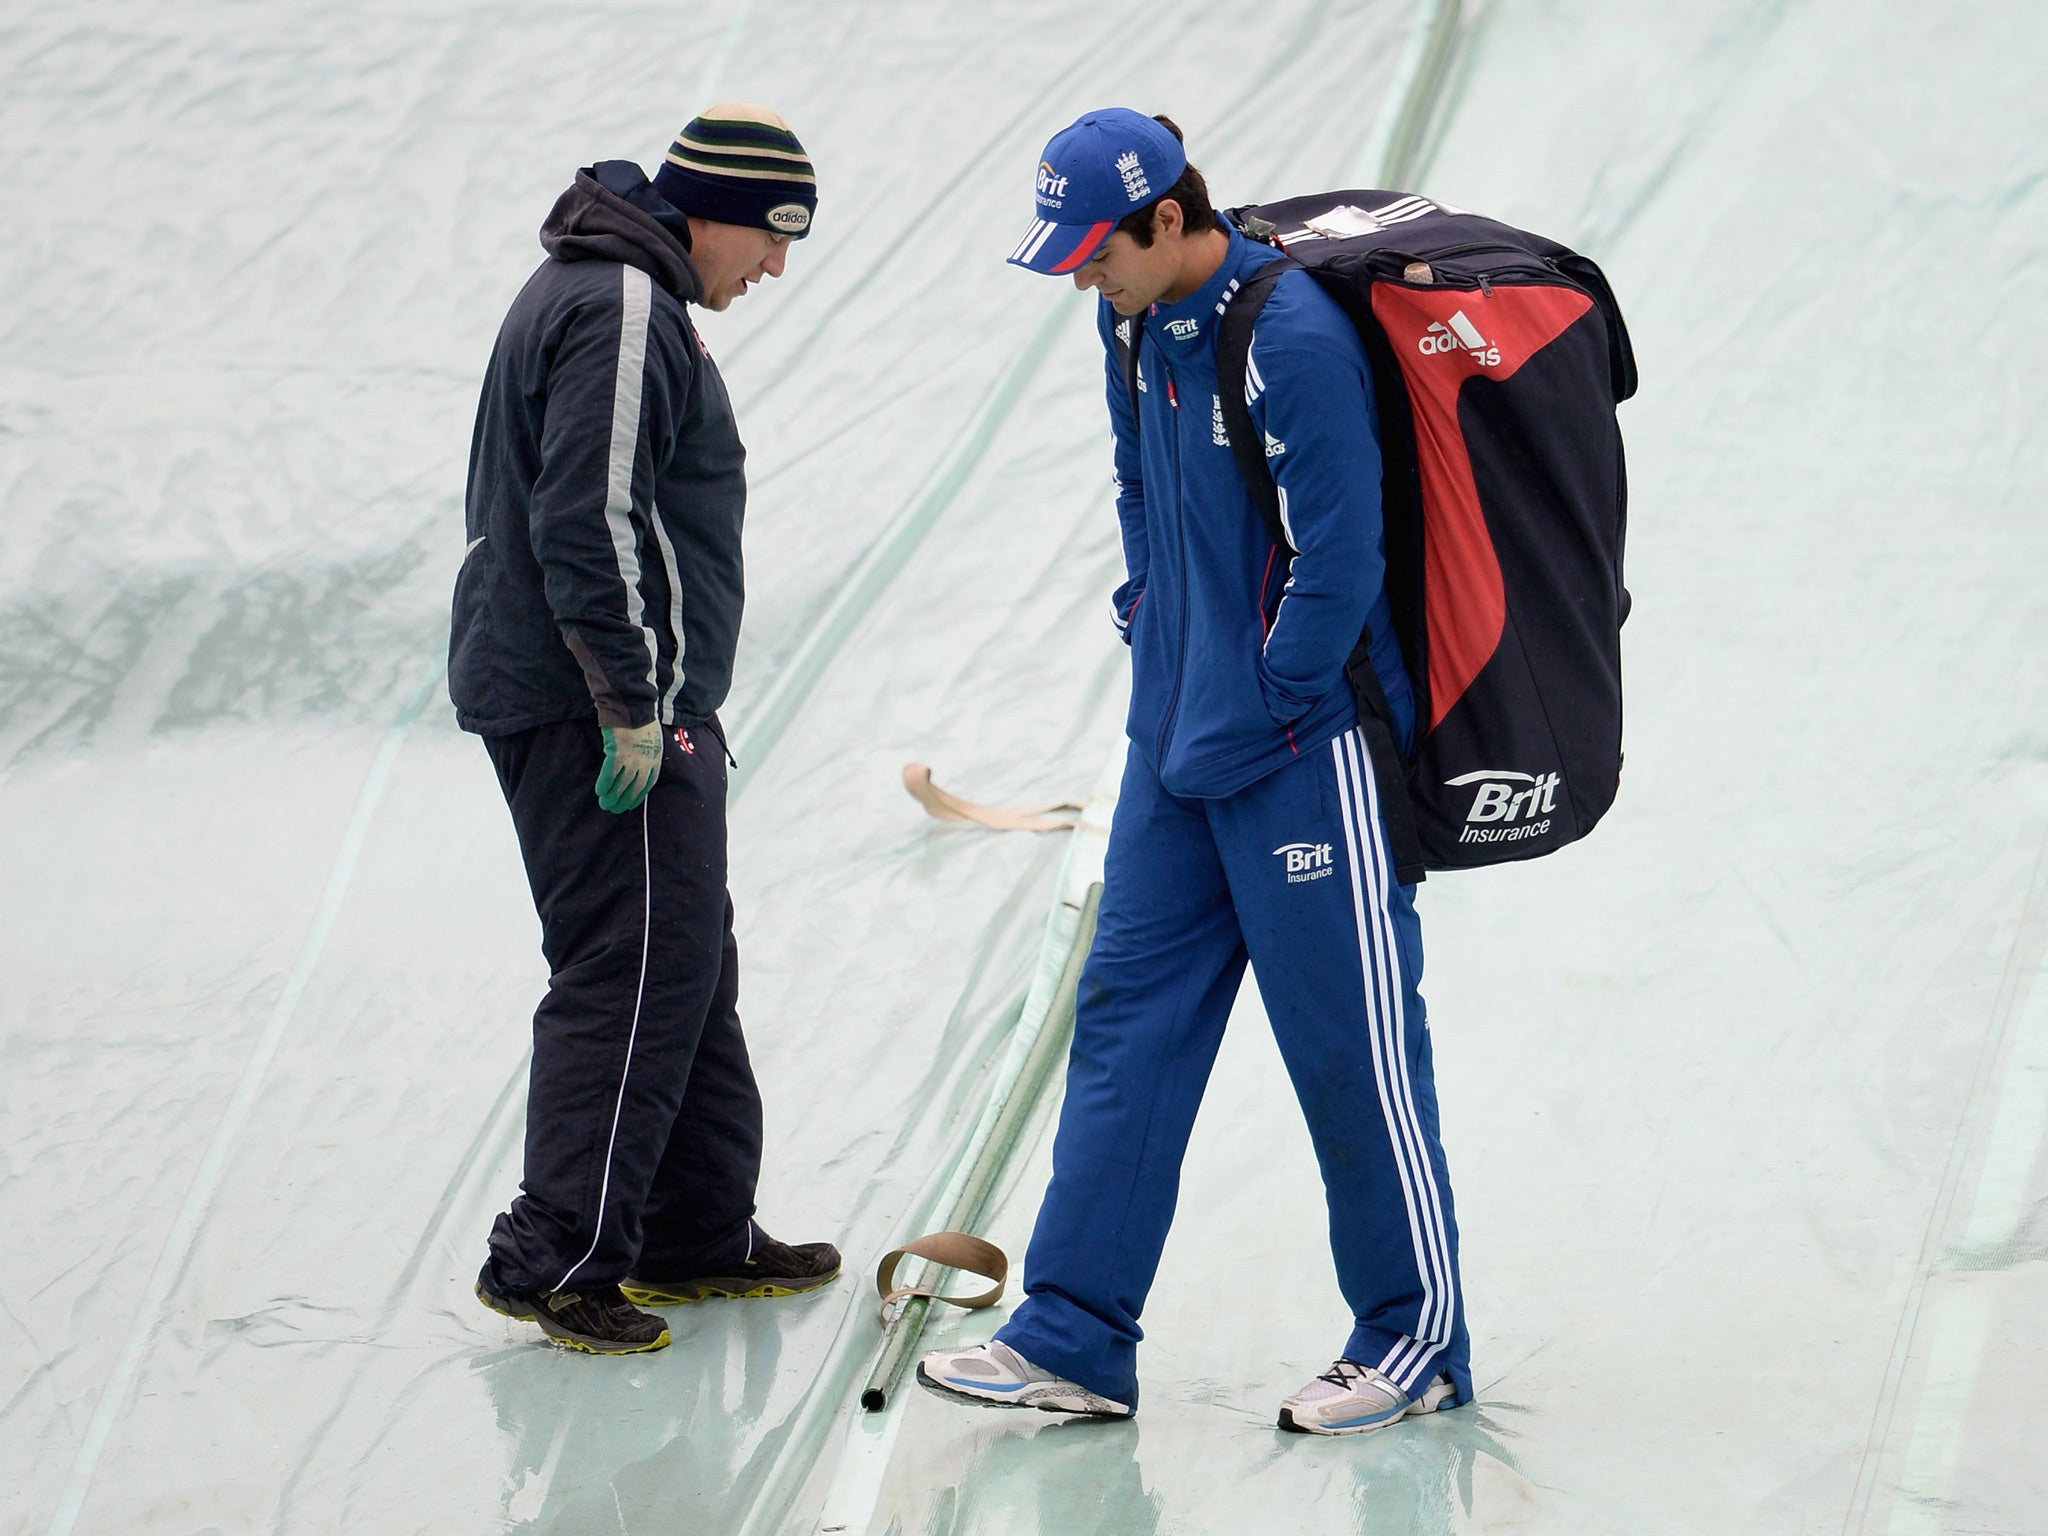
[901,763,1081,833]
[874,1231,1008,1322]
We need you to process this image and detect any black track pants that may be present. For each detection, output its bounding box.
[480,717,762,1293]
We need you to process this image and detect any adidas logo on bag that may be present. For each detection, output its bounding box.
[1417,310,1501,366]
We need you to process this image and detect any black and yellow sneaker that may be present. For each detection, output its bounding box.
[474,1263,672,1355]
[622,1231,842,1306]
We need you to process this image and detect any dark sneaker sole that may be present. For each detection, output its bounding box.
[621,1266,841,1307]
[531,1317,671,1356]
[474,1281,671,1356]
[913,1363,1134,1419]
[475,1281,539,1323]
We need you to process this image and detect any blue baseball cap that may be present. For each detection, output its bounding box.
[1007,108,1188,275]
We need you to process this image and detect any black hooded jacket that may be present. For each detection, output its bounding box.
[449,160,746,735]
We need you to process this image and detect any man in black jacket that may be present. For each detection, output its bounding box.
[450,104,839,1355]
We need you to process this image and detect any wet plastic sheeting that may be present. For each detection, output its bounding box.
[3,1,2045,1533]
[3,1,1399,1531]
[868,4,2048,1534]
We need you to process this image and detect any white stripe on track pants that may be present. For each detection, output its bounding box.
[997,731,1471,1409]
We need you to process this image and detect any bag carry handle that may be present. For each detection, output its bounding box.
[874,1231,1008,1322]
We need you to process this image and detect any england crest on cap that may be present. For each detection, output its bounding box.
[1007,108,1187,275]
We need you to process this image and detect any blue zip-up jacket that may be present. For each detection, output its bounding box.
[1106,225,1413,799]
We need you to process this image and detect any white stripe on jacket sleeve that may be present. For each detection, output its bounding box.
[648,506,688,721]
[604,265,660,695]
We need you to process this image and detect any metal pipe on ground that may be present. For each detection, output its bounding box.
[858,881,1103,1412]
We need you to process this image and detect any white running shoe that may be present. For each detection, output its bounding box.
[1277,1359,1457,1435]
[916,1340,1135,1418]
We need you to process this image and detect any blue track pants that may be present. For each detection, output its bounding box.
[996,728,1471,1409]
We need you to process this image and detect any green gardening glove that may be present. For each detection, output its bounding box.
[596,721,663,813]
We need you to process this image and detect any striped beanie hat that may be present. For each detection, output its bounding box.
[651,102,817,239]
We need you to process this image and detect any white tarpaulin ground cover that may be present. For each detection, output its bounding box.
[2,2,2043,1533]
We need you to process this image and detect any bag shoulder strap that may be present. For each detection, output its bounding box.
[1215,257,1298,554]
[1216,253,1427,885]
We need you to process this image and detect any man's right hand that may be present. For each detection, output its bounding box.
[595,722,663,813]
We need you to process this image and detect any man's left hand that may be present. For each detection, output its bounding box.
[596,722,663,813]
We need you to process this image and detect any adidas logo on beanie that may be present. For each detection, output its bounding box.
[651,102,817,238]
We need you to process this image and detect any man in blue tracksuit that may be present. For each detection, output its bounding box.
[920,109,1471,1434]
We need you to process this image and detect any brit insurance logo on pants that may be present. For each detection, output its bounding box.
[1449,770,1561,846]
[1273,841,1335,884]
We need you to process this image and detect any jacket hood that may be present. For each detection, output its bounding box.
[539,161,703,302]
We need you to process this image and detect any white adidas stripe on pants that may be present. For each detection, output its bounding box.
[1331,729,1458,1388]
